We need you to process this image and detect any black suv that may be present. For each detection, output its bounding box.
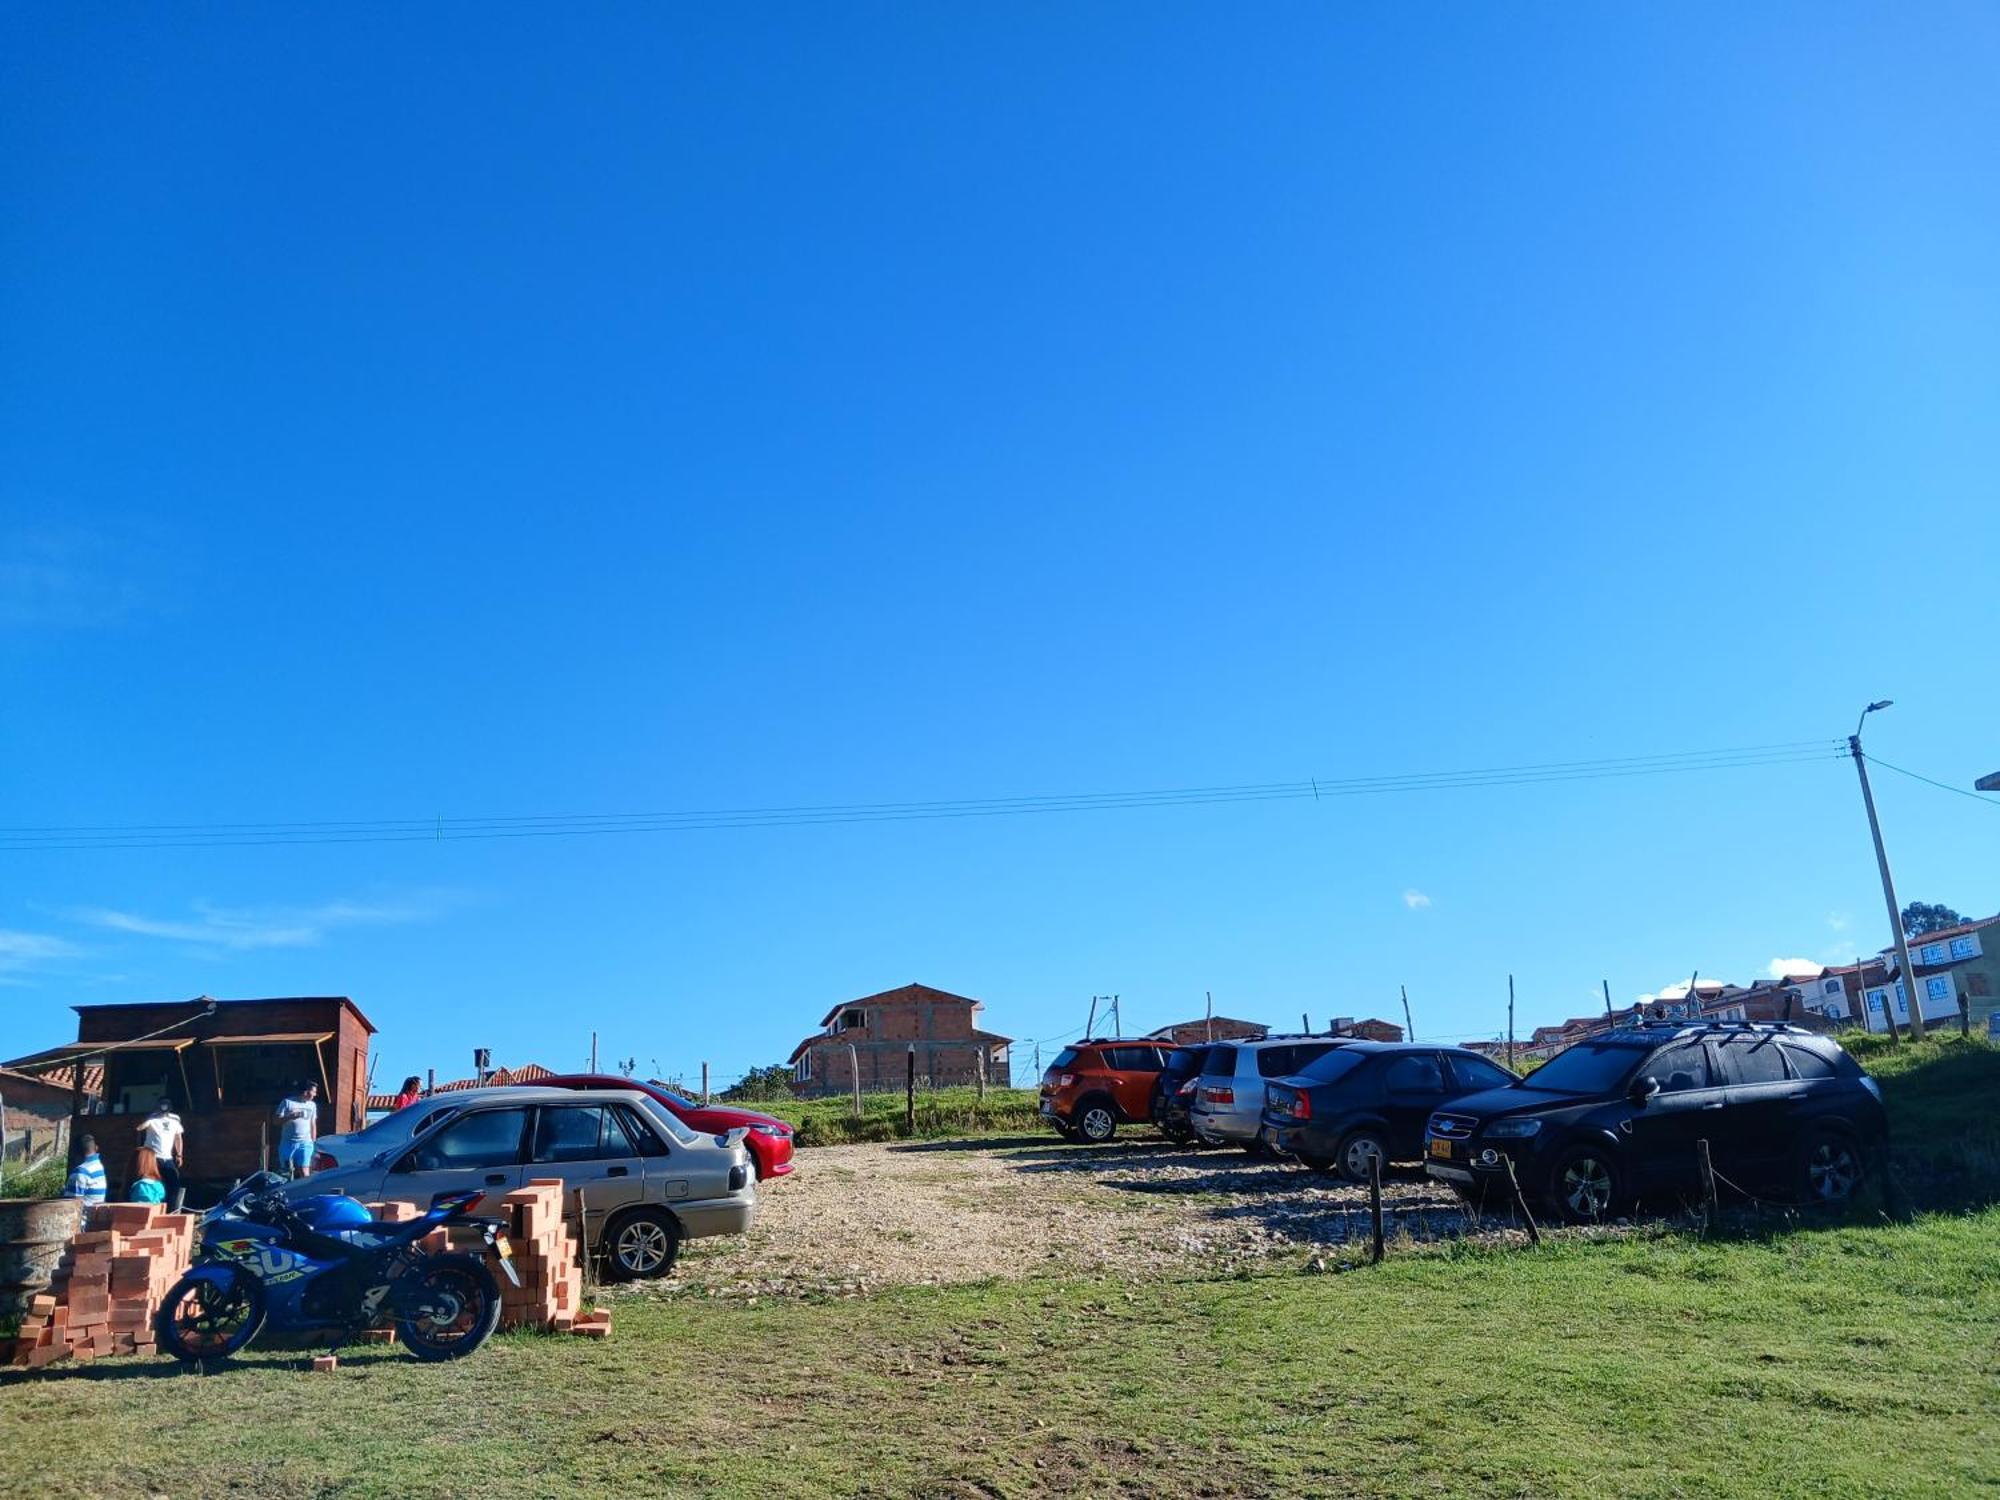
[1423,1023,1886,1223]
[1150,1044,1209,1144]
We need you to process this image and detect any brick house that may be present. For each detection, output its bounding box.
[0,1066,76,1164]
[1147,1017,1270,1047]
[1329,1017,1405,1043]
[1849,914,2000,1035]
[787,983,1011,1098]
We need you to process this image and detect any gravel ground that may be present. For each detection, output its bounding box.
[658,1132,1521,1301]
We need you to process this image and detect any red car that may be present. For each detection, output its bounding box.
[524,1074,796,1181]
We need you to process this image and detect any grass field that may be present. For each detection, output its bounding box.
[747,1085,1045,1147]
[4,1207,1994,1499]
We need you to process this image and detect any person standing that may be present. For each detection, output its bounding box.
[274,1081,319,1178]
[393,1075,423,1112]
[65,1134,108,1211]
[128,1147,166,1204]
[138,1099,185,1207]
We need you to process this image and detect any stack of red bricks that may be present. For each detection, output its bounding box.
[7,1204,197,1368]
[371,1177,596,1335]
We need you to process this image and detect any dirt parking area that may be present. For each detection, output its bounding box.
[665,1132,1508,1300]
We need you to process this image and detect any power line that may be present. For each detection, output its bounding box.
[0,740,1846,852]
[1865,754,2000,810]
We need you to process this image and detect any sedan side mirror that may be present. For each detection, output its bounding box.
[1628,1075,1662,1106]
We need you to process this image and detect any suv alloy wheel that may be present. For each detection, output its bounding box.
[1801,1132,1862,1205]
[1550,1144,1620,1223]
[1074,1099,1118,1144]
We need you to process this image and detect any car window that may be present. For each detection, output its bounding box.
[1648,1043,1712,1093]
[1447,1055,1517,1092]
[407,1107,528,1172]
[631,1096,698,1146]
[1384,1054,1446,1093]
[1780,1044,1837,1080]
[1160,1049,1203,1079]
[1716,1039,1790,1086]
[1105,1046,1162,1071]
[1050,1048,1080,1071]
[1256,1046,1300,1077]
[611,1105,665,1156]
[1201,1045,1238,1077]
[533,1105,615,1163]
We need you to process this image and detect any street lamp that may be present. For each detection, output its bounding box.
[1849,701,1925,1039]
[1977,771,2000,793]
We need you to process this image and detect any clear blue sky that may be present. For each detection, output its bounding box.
[3,6,1995,1089]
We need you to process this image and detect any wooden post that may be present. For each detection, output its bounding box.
[1302,1012,1311,1036]
[904,1046,916,1135]
[1400,985,1414,1043]
[1696,1138,1718,1225]
[849,1043,862,1119]
[1084,996,1099,1039]
[1960,992,1971,1039]
[426,1067,435,1098]
[1507,975,1516,1071]
[67,1058,86,1168]
[1502,1155,1541,1245]
[1869,954,1901,1042]
[1602,979,1615,1025]
[1204,991,1214,1043]
[975,1049,986,1103]
[1368,1154,1385,1264]
[701,1062,710,1105]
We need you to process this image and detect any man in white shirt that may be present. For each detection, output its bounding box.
[275,1082,319,1178]
[139,1100,185,1206]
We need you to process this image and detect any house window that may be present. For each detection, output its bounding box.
[212,1044,322,1108]
[794,1054,811,1084]
[1925,976,1953,1002]
[1823,979,1842,995]
[1949,935,1980,960]
[840,1009,866,1031]
[1919,943,1948,965]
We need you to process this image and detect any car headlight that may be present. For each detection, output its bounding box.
[1484,1118,1542,1138]
[749,1123,789,1137]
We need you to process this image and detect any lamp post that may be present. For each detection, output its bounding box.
[1849,701,1925,1039]
[1976,771,2000,792]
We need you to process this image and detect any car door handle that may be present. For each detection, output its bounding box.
[485,1173,509,1184]
[607,1166,628,1177]
[1701,1102,1725,1110]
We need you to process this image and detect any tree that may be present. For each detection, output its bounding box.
[1901,901,1965,937]
[723,1063,794,1101]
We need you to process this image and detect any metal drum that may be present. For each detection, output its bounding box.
[0,1197,83,1318]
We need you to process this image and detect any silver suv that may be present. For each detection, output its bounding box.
[289,1087,757,1280]
[1189,1038,1352,1150]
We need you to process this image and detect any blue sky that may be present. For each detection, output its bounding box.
[3,6,1996,1089]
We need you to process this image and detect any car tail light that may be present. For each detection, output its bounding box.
[311,1151,338,1173]
[1058,1073,1075,1087]
[728,1165,749,1192]
[1177,1079,1197,1097]
[1201,1085,1234,1106]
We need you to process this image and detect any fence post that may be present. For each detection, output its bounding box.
[1368,1154,1385,1264]
[976,1049,986,1104]
[848,1043,862,1119]
[1696,1138,1718,1227]
[905,1046,916,1135]
[701,1062,710,1105]
[1502,1155,1541,1245]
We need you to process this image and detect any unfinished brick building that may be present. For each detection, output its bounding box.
[787,983,1012,1098]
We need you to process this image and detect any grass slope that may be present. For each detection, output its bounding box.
[4,1210,1994,1499]
[749,1086,1045,1147]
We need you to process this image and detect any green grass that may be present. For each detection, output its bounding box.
[4,1210,1994,1499]
[0,1155,66,1200]
[753,1086,1045,1147]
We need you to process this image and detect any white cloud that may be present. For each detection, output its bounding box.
[1827,912,1851,933]
[0,928,81,982]
[75,896,435,952]
[1767,957,1824,980]
[1402,889,1432,910]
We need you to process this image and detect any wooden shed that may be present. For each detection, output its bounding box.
[9,995,375,1196]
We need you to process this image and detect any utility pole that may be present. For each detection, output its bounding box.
[1506,975,1515,1070]
[1302,1011,1312,1036]
[1111,995,1122,1036]
[590,1031,599,1073]
[1084,996,1100,1038]
[1851,702,1925,1039]
[1400,985,1415,1043]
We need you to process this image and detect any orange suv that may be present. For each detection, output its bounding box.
[1039,1039,1178,1143]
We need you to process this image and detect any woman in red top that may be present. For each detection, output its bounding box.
[392,1075,423,1112]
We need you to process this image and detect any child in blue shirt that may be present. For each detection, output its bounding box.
[64,1135,108,1208]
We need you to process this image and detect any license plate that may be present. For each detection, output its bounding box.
[1428,1137,1453,1160]
[495,1238,512,1259]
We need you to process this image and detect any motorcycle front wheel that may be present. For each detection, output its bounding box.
[156,1267,266,1363]
[394,1253,502,1362]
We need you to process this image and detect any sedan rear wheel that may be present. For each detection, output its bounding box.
[1338,1130,1387,1184]
[602,1208,682,1281]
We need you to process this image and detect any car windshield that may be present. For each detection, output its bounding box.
[1523,1043,1646,1094]
[352,1098,457,1140]
[649,1087,699,1110]
[1199,1045,1237,1076]
[1160,1049,1203,1078]
[631,1095,702,1145]
[1298,1049,1367,1084]
[1050,1048,1080,1070]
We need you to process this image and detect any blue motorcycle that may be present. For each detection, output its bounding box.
[155,1171,518,1363]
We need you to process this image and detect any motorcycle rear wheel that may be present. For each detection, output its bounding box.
[395,1253,502,1361]
[157,1267,266,1363]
